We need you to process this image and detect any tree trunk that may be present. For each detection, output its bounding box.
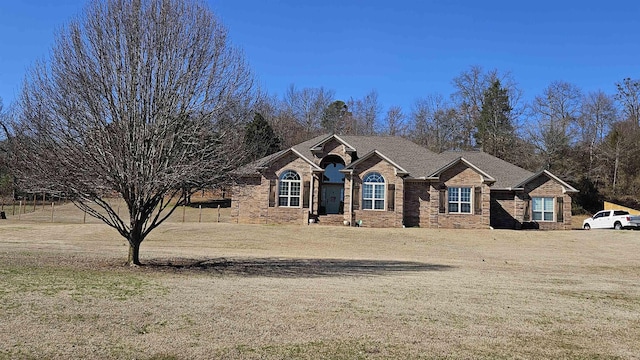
[128,242,141,266]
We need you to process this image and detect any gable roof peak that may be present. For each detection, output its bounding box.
[309,133,356,152]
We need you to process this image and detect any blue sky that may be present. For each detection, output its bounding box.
[1,0,639,113]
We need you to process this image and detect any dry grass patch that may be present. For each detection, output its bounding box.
[1,220,640,359]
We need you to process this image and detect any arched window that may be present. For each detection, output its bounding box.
[279,170,301,207]
[362,172,385,210]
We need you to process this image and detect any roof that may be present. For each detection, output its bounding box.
[293,134,452,178]
[514,170,579,193]
[427,157,496,184]
[236,135,573,191]
[439,151,534,189]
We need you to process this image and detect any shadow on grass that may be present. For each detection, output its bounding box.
[144,257,454,278]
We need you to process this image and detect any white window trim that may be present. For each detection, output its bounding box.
[362,172,385,211]
[532,197,554,222]
[278,170,301,208]
[448,186,472,214]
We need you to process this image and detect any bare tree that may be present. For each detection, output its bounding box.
[6,0,256,265]
[283,84,334,137]
[348,90,381,135]
[383,105,406,136]
[577,91,616,179]
[615,78,640,126]
[409,94,457,152]
[528,81,582,174]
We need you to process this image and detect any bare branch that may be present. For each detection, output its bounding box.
[7,0,256,265]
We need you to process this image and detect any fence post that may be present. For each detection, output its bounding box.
[42,192,46,211]
[182,204,186,223]
[217,204,221,223]
[83,209,87,224]
[33,194,36,212]
[12,200,15,216]
[198,205,202,223]
[18,201,22,220]
[51,202,54,223]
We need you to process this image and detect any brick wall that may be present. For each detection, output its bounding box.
[231,176,268,224]
[311,138,353,166]
[349,155,404,228]
[490,190,517,229]
[231,152,313,225]
[433,162,490,229]
[403,181,430,227]
[523,175,573,230]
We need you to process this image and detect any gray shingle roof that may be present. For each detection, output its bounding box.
[438,151,534,189]
[237,134,535,188]
[293,134,452,177]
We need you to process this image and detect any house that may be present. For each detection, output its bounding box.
[231,134,578,229]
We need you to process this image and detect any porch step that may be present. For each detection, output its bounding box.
[314,214,347,226]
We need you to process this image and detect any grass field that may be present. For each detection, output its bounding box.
[1,204,639,359]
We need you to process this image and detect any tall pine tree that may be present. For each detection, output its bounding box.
[244,112,281,162]
[476,80,514,160]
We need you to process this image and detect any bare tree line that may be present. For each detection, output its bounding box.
[253,66,640,211]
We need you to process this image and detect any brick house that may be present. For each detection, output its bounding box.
[231,134,578,229]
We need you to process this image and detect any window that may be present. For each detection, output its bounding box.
[278,170,301,207]
[448,187,472,214]
[362,172,385,210]
[532,197,554,221]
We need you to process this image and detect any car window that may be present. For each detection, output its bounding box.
[595,211,609,219]
[613,210,629,216]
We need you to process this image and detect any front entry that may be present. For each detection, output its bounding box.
[319,155,346,215]
[322,184,344,214]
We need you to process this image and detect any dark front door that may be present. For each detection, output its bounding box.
[322,184,343,214]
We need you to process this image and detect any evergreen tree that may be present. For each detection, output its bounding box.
[321,100,349,133]
[244,112,281,161]
[476,80,514,160]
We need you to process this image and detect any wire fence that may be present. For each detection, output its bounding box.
[0,198,232,224]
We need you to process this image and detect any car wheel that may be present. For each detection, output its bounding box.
[614,222,622,230]
[583,223,591,230]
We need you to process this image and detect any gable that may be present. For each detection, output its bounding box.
[428,158,495,185]
[440,162,484,186]
[262,151,316,181]
[310,137,353,165]
[524,173,568,196]
[350,153,399,178]
[517,170,578,194]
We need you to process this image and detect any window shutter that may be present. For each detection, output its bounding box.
[556,197,564,222]
[474,186,482,215]
[523,199,530,221]
[439,188,446,214]
[269,179,276,207]
[387,184,395,211]
[352,183,360,210]
[302,181,310,208]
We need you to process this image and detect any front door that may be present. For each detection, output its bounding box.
[322,184,343,214]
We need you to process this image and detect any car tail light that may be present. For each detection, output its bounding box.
[626,216,631,221]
